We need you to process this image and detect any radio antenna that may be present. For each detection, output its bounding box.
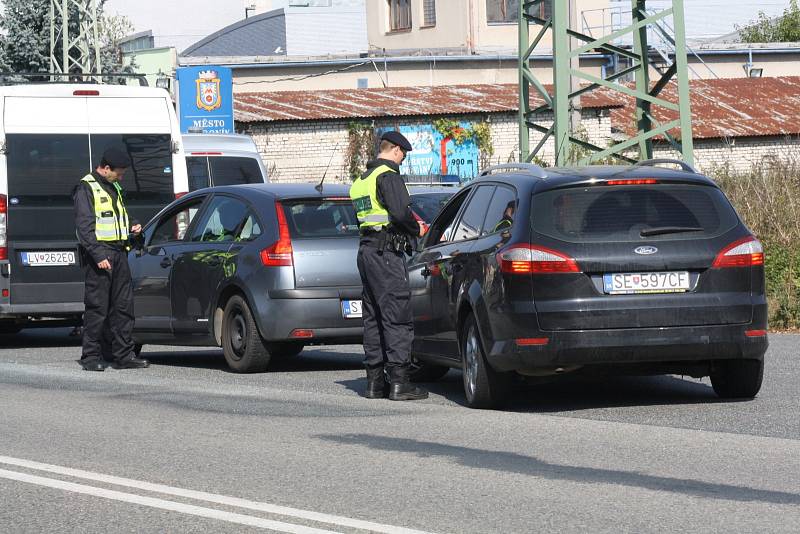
[316,142,341,193]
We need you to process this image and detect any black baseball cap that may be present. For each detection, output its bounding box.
[381,131,413,152]
[101,145,132,169]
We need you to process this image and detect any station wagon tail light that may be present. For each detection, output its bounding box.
[498,245,579,274]
[712,236,764,268]
[0,194,7,261]
[604,179,658,186]
[261,201,293,267]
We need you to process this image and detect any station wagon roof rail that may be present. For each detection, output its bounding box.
[479,163,549,179]
[632,158,698,174]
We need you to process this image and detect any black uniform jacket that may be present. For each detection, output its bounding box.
[73,171,138,265]
[360,159,418,246]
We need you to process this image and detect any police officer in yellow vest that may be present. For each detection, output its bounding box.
[350,131,428,401]
[73,146,148,371]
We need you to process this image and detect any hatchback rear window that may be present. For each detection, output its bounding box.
[532,184,739,242]
[281,200,360,238]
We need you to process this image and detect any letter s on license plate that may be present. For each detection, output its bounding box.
[603,271,690,295]
[21,251,77,267]
[341,300,362,319]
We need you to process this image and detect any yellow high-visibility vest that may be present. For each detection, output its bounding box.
[349,165,398,230]
[81,174,130,242]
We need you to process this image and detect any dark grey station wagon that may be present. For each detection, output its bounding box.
[408,161,768,409]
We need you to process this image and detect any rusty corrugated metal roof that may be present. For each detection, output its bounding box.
[234,84,620,123]
[235,77,800,140]
[609,76,800,140]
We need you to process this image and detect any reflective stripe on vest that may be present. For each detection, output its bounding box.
[349,164,401,230]
[81,174,130,242]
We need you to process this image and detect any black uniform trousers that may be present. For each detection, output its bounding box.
[357,243,413,370]
[81,247,135,363]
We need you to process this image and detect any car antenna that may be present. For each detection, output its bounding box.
[315,142,341,193]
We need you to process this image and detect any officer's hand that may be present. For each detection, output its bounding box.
[131,224,142,235]
[417,221,428,237]
[97,259,112,270]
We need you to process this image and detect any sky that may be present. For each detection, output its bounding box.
[61,1,800,53]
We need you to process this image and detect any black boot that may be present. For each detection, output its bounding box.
[112,355,150,369]
[365,365,388,399]
[388,365,428,401]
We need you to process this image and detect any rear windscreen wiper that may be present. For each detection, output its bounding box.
[640,226,704,237]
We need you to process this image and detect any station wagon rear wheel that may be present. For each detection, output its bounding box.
[460,314,512,409]
[710,359,763,399]
[222,295,270,373]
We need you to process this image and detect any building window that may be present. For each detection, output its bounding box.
[486,0,552,23]
[423,0,436,27]
[388,0,412,31]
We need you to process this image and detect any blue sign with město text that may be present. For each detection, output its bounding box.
[177,66,234,134]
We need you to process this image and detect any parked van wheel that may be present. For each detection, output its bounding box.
[409,357,450,382]
[710,359,763,399]
[222,295,270,373]
[267,342,304,359]
[460,314,512,409]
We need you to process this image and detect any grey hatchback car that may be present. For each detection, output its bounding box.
[129,183,363,372]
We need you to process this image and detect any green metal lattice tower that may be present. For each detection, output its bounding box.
[50,0,102,79]
[518,0,694,166]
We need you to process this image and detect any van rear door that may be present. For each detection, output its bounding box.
[4,96,91,309]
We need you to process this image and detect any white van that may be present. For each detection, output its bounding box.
[182,133,268,191]
[0,83,188,331]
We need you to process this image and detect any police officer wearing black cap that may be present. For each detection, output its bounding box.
[73,145,148,371]
[349,131,428,401]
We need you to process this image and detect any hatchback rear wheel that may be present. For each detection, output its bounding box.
[222,295,270,373]
[460,314,512,409]
[710,359,763,399]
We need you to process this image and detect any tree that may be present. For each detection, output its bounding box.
[0,0,135,76]
[736,0,800,43]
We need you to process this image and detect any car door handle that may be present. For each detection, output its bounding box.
[159,257,172,268]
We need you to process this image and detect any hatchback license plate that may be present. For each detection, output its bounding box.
[21,251,77,267]
[341,300,362,319]
[603,271,690,295]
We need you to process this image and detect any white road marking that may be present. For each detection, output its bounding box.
[0,468,338,534]
[0,455,436,534]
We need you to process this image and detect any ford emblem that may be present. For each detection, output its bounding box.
[635,246,658,255]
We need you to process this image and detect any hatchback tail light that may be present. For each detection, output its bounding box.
[261,201,293,267]
[712,236,764,268]
[0,194,7,261]
[497,245,579,274]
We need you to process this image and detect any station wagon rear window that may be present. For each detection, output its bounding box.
[532,184,739,242]
[281,200,360,238]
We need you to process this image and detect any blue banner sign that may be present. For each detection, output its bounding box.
[377,123,480,181]
[177,66,234,134]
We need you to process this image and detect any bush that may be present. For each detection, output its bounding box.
[713,158,800,329]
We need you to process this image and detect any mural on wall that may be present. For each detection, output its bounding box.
[377,123,480,181]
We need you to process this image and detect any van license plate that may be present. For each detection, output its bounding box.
[341,300,362,319]
[21,251,77,267]
[603,272,690,295]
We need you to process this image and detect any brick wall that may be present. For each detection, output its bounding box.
[652,136,800,174]
[238,111,612,183]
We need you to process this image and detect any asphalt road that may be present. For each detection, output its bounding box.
[1,329,798,533]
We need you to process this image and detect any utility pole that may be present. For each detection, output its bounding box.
[50,0,102,80]
[518,0,694,166]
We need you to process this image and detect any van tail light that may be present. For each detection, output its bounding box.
[0,195,7,261]
[498,245,579,274]
[261,201,293,267]
[712,236,764,268]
